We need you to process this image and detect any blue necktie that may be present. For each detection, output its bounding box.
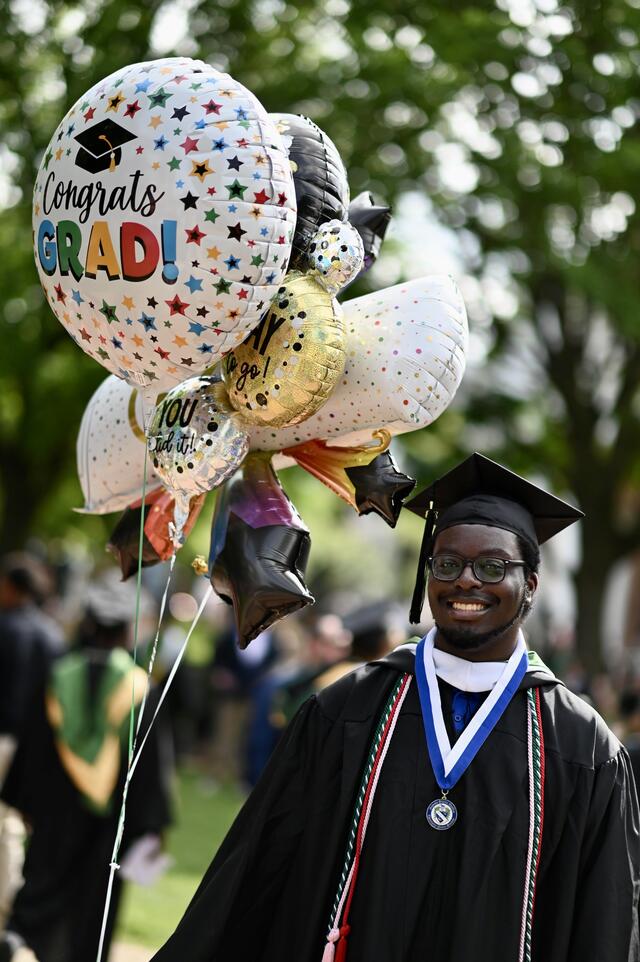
[451,689,482,735]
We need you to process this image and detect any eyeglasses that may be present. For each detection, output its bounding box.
[428,555,527,584]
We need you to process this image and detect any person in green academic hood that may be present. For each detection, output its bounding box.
[0,579,174,962]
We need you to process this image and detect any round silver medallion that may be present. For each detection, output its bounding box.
[426,797,458,830]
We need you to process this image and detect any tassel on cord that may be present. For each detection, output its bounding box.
[321,928,340,962]
[334,925,351,962]
[321,925,351,962]
[410,505,435,624]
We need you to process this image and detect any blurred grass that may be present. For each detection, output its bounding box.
[117,771,244,950]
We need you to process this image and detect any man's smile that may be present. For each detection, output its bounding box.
[443,593,497,619]
[449,600,490,612]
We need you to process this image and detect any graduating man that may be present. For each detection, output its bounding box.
[151,453,640,962]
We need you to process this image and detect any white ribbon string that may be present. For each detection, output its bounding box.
[128,585,213,780]
[134,553,176,742]
[95,567,211,962]
[95,553,176,962]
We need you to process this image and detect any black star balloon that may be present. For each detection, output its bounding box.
[345,451,416,528]
[347,191,392,276]
[208,454,314,648]
[210,515,314,649]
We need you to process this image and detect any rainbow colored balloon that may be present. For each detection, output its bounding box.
[33,57,297,392]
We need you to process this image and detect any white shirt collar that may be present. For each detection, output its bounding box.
[432,645,509,692]
[397,628,528,692]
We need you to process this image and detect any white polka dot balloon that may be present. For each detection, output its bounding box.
[76,374,160,514]
[248,274,468,451]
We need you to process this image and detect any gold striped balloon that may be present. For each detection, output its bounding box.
[222,272,346,427]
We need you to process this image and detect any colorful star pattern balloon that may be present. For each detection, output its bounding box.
[33,57,297,391]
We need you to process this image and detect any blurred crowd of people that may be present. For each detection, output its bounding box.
[0,547,406,962]
[1,545,640,962]
[0,552,172,962]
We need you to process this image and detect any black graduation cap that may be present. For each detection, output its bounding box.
[74,119,137,174]
[405,452,583,623]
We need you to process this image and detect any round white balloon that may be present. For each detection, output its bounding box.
[147,375,250,506]
[249,274,468,451]
[34,57,297,392]
[76,375,160,514]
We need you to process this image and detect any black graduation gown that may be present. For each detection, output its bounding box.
[151,647,640,962]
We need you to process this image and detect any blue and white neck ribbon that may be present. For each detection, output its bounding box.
[415,628,528,790]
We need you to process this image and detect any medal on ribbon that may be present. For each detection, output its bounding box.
[415,629,528,830]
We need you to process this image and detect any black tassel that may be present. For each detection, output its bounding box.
[409,506,436,624]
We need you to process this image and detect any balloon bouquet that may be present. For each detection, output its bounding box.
[35,57,469,650]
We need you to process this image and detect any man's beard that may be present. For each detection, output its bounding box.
[435,591,528,653]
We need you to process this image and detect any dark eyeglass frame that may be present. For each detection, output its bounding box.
[427,554,527,584]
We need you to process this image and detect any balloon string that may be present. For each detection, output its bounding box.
[371,428,391,452]
[94,576,212,962]
[95,549,177,962]
[136,552,176,741]
[128,585,213,780]
[128,447,148,765]
[95,442,149,962]
[96,427,177,962]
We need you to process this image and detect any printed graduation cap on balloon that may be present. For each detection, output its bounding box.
[73,119,137,174]
[405,452,584,624]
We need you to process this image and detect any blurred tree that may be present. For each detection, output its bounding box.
[1,0,639,671]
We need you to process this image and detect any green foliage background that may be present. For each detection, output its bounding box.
[2,0,640,669]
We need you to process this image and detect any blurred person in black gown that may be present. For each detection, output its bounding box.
[313,602,405,691]
[271,614,352,722]
[244,614,352,787]
[0,580,173,962]
[208,617,277,786]
[0,552,64,746]
[0,553,64,932]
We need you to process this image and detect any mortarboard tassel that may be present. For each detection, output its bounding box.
[98,133,117,172]
[409,504,436,624]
